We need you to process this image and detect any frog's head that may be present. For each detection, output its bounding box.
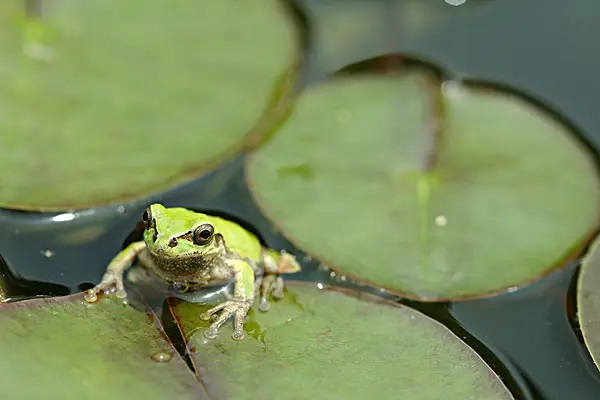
[140,203,223,282]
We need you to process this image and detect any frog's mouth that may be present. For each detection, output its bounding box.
[167,281,230,294]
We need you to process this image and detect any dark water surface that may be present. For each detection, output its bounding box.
[2,1,600,399]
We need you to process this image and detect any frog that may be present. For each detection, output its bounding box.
[84,203,301,340]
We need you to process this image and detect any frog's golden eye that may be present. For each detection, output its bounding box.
[142,208,152,229]
[193,224,214,245]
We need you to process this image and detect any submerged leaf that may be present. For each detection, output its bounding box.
[0,294,204,399]
[172,283,514,400]
[0,0,298,210]
[247,67,600,300]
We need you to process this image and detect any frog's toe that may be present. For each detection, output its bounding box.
[199,312,211,321]
[271,276,285,299]
[201,299,250,340]
[84,269,129,303]
[204,328,218,340]
[260,275,285,305]
[113,281,127,299]
[83,289,99,303]
[231,329,245,341]
[258,297,270,312]
[200,302,227,321]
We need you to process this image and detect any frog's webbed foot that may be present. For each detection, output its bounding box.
[84,270,127,303]
[258,250,300,312]
[258,275,285,312]
[83,242,146,303]
[200,298,251,340]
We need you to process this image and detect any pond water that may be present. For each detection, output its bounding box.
[2,1,600,399]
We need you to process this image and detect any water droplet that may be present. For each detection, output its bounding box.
[445,0,466,5]
[116,205,126,215]
[40,249,55,258]
[441,81,462,98]
[151,351,172,363]
[317,282,324,289]
[329,271,337,278]
[435,215,448,227]
[339,275,347,282]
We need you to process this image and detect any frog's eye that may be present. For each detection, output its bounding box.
[142,208,152,229]
[193,224,214,245]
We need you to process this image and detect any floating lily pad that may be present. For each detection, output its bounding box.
[172,283,513,399]
[0,0,298,210]
[247,65,600,300]
[0,294,204,399]
[577,236,600,373]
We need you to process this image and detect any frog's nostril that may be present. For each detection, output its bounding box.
[168,238,178,247]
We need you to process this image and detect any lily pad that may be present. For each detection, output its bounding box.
[172,283,513,399]
[0,293,204,399]
[0,0,298,210]
[577,236,600,373]
[247,65,600,300]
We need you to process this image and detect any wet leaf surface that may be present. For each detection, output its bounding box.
[0,293,204,399]
[577,236,600,373]
[247,67,600,300]
[172,283,513,400]
[0,0,298,210]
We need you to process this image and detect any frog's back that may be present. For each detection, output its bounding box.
[210,215,263,260]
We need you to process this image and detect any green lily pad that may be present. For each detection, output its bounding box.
[247,66,600,300]
[0,294,204,399]
[172,283,513,399]
[577,236,600,373]
[0,0,298,210]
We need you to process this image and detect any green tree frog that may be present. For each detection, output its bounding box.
[84,203,301,340]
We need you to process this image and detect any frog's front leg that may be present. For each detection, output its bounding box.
[200,259,255,340]
[84,242,146,302]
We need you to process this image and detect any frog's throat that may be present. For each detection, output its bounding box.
[148,251,231,282]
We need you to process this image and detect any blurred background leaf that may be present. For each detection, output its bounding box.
[0,0,298,210]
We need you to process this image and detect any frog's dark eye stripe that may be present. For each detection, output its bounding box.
[142,208,152,229]
[193,224,214,245]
